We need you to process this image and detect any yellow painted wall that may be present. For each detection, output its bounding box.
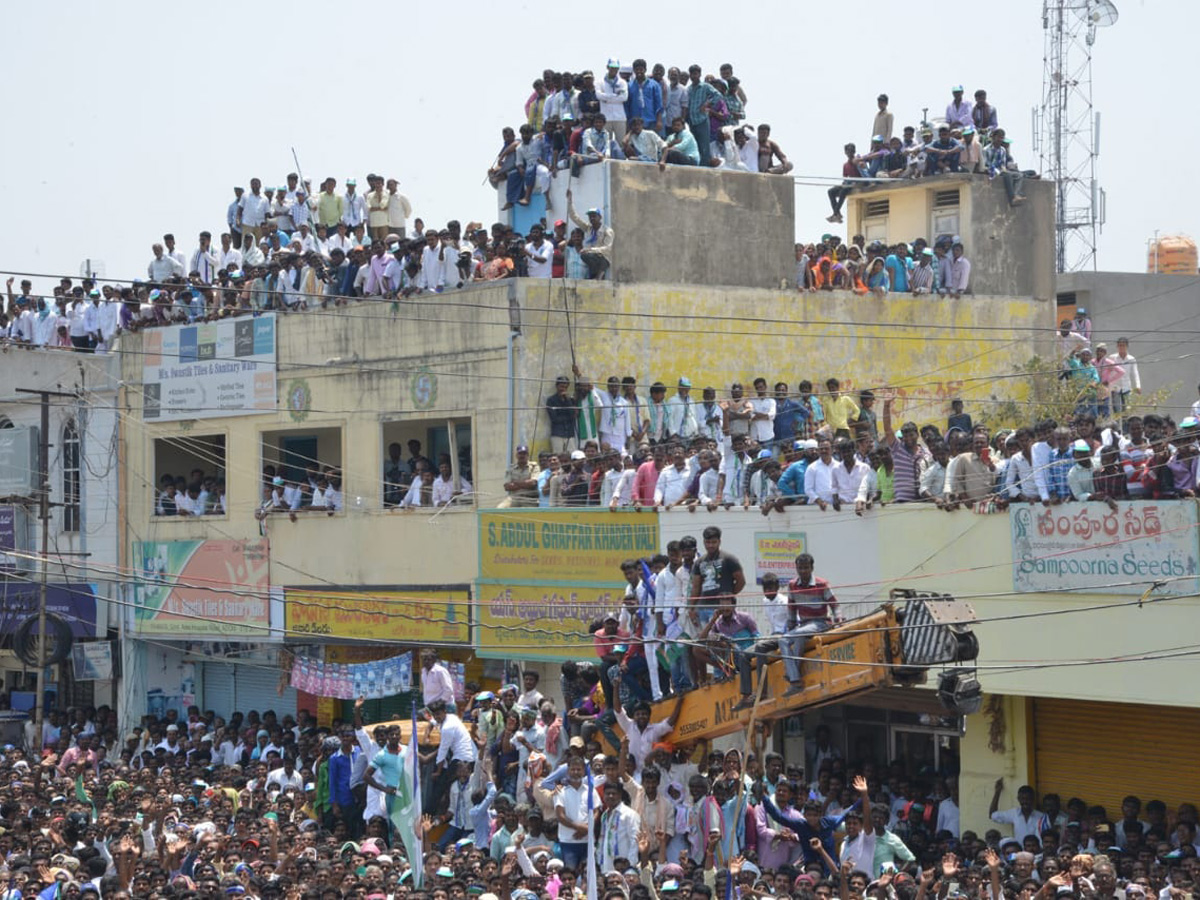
[120,294,516,602]
[846,180,974,248]
[511,281,1050,453]
[958,693,1031,837]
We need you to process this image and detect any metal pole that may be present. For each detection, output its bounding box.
[16,387,76,752]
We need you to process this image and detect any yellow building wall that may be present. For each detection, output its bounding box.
[958,693,1031,837]
[511,281,1049,452]
[120,295,516,606]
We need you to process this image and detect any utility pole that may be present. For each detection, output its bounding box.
[15,387,77,752]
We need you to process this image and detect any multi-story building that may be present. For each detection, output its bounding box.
[105,160,1199,836]
[0,350,120,719]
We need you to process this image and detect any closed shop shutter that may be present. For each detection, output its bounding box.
[232,663,297,719]
[201,663,235,719]
[1030,698,1200,813]
[201,661,296,720]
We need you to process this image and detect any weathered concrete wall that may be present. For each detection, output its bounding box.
[1058,271,1200,418]
[845,174,1056,302]
[607,162,795,289]
[966,177,1056,303]
[511,280,1053,450]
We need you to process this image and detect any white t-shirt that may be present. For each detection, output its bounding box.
[555,781,594,842]
[525,240,553,278]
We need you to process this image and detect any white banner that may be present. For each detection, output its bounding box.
[142,315,276,420]
[1010,501,1200,595]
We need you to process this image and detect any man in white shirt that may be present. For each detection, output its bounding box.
[831,439,872,512]
[597,61,630,139]
[219,232,244,271]
[147,244,184,282]
[420,650,456,706]
[654,446,691,508]
[386,179,413,237]
[749,377,777,447]
[803,438,837,508]
[163,234,187,272]
[1112,337,1140,414]
[602,454,634,508]
[430,700,477,767]
[237,179,270,240]
[266,758,305,793]
[189,231,220,284]
[665,378,698,440]
[718,433,751,506]
[554,757,595,871]
[525,224,553,278]
[597,780,640,871]
[341,179,367,229]
[599,377,632,451]
[989,779,1044,843]
[432,460,471,506]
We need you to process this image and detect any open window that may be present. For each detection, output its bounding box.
[260,426,344,513]
[153,433,227,517]
[380,417,473,508]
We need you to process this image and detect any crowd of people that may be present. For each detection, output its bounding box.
[826,86,1029,224]
[492,60,791,215]
[4,640,1197,900]
[791,234,970,297]
[495,342,1195,509]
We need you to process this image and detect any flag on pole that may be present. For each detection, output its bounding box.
[585,764,597,900]
[390,707,424,887]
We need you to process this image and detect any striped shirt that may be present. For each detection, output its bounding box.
[785,575,838,625]
[890,438,930,502]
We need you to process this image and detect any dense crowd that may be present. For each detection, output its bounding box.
[791,235,970,297]
[826,86,1029,225]
[491,60,791,215]
[3,636,1197,900]
[492,345,1195,509]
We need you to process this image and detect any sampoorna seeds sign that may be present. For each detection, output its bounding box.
[1010,502,1199,595]
[479,509,659,583]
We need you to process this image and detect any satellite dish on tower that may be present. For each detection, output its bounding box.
[1082,0,1119,27]
[79,259,106,279]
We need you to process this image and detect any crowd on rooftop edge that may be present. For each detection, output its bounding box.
[477,314,1195,512]
[3,621,1198,900]
[0,74,1037,343]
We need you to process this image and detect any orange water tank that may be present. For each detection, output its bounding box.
[1147,235,1198,275]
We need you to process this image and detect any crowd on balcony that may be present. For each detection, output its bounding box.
[497,354,1195,510]
[826,86,1029,225]
[791,234,971,297]
[5,659,1196,900]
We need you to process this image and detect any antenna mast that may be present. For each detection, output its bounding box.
[1037,0,1117,273]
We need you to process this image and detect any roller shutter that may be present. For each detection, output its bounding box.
[1030,698,1200,813]
[201,661,296,720]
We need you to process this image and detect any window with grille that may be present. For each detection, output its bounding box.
[62,420,80,533]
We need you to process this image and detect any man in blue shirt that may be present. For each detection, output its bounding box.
[779,441,817,504]
[762,774,870,871]
[328,728,362,837]
[625,59,663,134]
[884,245,910,294]
[773,382,803,449]
[685,65,721,165]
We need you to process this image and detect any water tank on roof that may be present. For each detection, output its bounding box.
[1147,234,1198,275]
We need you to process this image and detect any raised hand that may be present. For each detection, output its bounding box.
[941,853,960,878]
[852,775,867,793]
[984,849,1001,870]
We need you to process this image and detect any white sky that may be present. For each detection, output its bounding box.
[1,0,1191,286]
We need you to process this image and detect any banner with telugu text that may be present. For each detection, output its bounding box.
[285,588,470,643]
[1010,501,1199,595]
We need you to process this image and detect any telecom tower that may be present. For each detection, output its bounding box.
[1034,0,1117,273]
